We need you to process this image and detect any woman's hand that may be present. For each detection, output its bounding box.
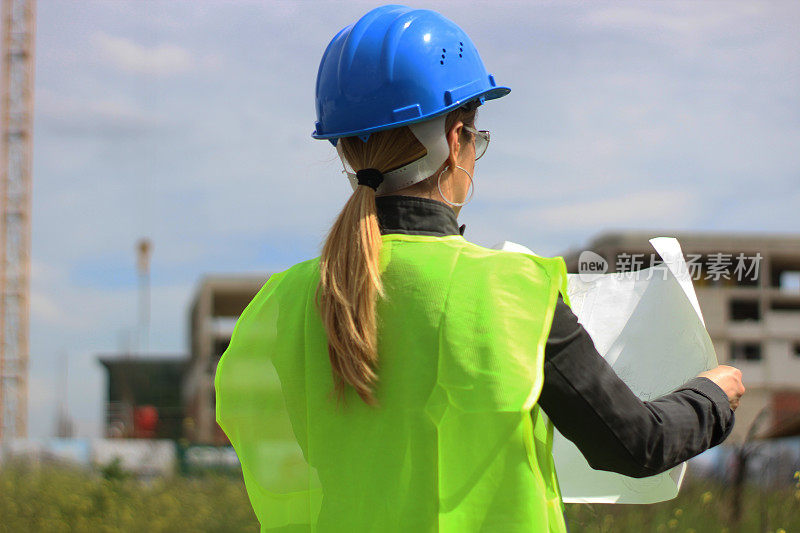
[697,365,746,411]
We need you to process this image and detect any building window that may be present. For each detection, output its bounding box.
[729,299,760,322]
[730,342,762,361]
[778,271,800,291]
[771,260,800,290]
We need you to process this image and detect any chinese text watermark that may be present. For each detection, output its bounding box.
[577,251,762,283]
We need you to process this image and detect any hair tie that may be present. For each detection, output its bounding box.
[356,168,384,191]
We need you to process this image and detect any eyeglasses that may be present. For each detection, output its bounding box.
[462,125,490,161]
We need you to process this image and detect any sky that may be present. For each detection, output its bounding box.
[27,0,800,438]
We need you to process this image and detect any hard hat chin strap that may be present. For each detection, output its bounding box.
[338,115,450,196]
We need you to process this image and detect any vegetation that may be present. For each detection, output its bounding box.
[1,459,797,532]
[0,458,258,532]
[564,471,800,533]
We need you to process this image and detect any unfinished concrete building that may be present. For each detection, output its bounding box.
[184,275,267,444]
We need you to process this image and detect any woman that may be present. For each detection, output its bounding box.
[215,5,745,532]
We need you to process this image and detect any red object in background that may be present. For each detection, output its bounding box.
[134,405,159,438]
[773,391,800,424]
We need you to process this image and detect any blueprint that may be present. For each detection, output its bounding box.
[495,237,719,503]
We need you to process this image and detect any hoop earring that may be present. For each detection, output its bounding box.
[437,165,474,207]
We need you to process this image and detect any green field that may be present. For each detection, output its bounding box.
[563,473,799,533]
[1,459,797,532]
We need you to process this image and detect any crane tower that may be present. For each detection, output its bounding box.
[0,0,35,443]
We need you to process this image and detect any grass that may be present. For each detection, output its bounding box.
[563,471,800,533]
[0,458,258,533]
[1,459,797,532]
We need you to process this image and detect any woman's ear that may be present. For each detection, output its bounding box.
[446,120,463,168]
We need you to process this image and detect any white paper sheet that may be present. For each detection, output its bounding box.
[494,237,719,503]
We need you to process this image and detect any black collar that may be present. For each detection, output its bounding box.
[375,195,465,237]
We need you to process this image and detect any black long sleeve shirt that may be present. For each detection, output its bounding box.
[375,194,735,479]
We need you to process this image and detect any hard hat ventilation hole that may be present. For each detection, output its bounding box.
[440,60,444,65]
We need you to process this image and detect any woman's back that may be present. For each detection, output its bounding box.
[215,5,743,531]
[217,233,570,532]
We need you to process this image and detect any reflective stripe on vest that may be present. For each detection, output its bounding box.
[215,233,570,532]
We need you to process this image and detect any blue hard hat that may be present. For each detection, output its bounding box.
[312,4,510,145]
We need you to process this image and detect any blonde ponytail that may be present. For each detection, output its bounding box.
[317,127,425,405]
[317,104,478,404]
[317,183,385,405]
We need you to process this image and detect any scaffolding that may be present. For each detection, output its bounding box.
[0,0,35,444]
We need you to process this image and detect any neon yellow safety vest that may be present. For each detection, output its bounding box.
[215,233,570,532]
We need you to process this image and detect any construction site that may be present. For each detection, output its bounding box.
[0,2,798,532]
[0,0,798,465]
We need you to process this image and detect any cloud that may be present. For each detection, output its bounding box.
[30,260,78,329]
[90,31,219,76]
[534,189,700,230]
[30,289,69,329]
[36,88,163,137]
[581,4,767,43]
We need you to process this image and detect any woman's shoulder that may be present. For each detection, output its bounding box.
[267,256,321,284]
[244,257,322,310]
[459,238,567,276]
[272,257,320,293]
[283,256,321,278]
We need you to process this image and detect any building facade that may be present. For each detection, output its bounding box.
[184,275,267,444]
